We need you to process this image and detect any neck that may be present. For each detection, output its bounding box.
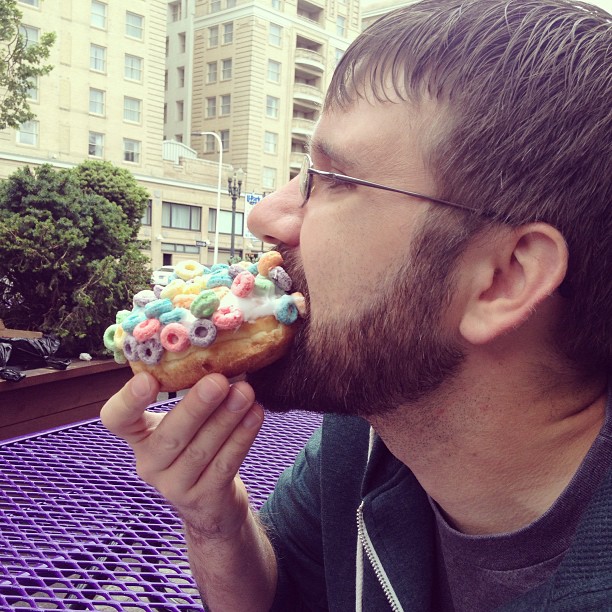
[369,372,608,535]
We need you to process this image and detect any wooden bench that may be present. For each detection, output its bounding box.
[0,359,131,441]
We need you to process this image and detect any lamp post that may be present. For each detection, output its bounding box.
[190,131,222,265]
[227,167,244,259]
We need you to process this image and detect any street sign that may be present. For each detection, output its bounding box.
[244,192,263,239]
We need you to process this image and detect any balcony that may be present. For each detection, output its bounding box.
[295,47,325,73]
[293,83,323,107]
[289,152,304,171]
[292,117,317,137]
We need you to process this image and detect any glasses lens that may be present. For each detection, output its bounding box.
[299,155,311,204]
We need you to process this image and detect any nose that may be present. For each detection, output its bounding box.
[247,175,304,247]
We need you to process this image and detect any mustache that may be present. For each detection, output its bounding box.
[274,244,310,305]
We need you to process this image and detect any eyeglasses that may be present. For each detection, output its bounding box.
[299,153,479,214]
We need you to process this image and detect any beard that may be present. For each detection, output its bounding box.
[248,220,468,418]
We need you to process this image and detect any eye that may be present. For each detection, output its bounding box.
[315,173,356,192]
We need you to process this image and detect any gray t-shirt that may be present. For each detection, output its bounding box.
[431,391,612,611]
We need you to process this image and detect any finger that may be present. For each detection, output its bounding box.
[145,373,232,472]
[165,381,258,492]
[100,372,160,443]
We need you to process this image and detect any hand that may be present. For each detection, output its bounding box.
[100,372,264,538]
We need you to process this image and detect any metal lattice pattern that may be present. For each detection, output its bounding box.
[0,400,322,611]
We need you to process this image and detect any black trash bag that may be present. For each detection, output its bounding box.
[4,334,71,370]
[0,341,26,381]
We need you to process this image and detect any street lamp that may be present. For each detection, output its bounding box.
[191,131,222,265]
[227,166,244,259]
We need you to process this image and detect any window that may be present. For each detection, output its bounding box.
[169,1,182,21]
[177,66,185,87]
[124,96,141,122]
[208,209,244,235]
[88,131,104,157]
[123,139,141,163]
[211,0,221,12]
[268,60,281,83]
[164,103,167,122]
[166,36,169,56]
[227,0,236,7]
[271,0,281,9]
[162,202,201,231]
[178,32,186,53]
[207,61,217,83]
[336,15,346,37]
[19,25,39,48]
[126,12,144,39]
[17,120,38,146]
[89,88,105,115]
[269,23,282,46]
[91,1,106,29]
[263,167,277,190]
[264,131,278,154]
[175,134,183,142]
[176,100,184,121]
[90,44,106,72]
[206,97,216,118]
[18,0,40,6]
[26,76,39,102]
[223,22,233,44]
[221,58,232,80]
[125,54,143,81]
[205,134,217,152]
[335,48,344,66]
[162,243,199,254]
[220,95,231,116]
[220,129,229,151]
[142,200,152,226]
[266,95,279,118]
[208,25,219,47]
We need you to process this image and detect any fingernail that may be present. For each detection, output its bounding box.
[196,376,226,402]
[226,387,250,412]
[242,408,262,429]
[132,372,151,398]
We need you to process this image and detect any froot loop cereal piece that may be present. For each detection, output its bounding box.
[291,292,307,318]
[153,285,163,298]
[269,266,292,292]
[159,307,189,325]
[123,336,140,362]
[257,250,283,276]
[116,310,131,325]
[103,324,119,351]
[137,337,163,365]
[172,293,197,310]
[212,305,244,330]
[190,290,220,319]
[210,263,230,273]
[160,278,186,300]
[133,289,157,309]
[160,322,191,352]
[231,270,256,297]
[189,318,217,347]
[114,350,127,365]
[133,318,161,343]
[144,298,173,319]
[183,276,207,295]
[207,273,233,289]
[114,324,126,350]
[121,312,146,333]
[175,260,205,281]
[274,294,299,325]
[254,276,275,297]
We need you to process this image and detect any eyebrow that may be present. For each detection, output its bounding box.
[308,138,361,174]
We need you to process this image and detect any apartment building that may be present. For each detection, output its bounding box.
[165,0,362,199]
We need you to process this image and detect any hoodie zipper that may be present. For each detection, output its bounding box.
[356,501,405,612]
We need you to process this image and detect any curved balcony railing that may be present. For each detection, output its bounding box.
[294,47,325,72]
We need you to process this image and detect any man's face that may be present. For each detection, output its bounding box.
[247,98,466,417]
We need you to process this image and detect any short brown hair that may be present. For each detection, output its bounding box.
[326,0,611,375]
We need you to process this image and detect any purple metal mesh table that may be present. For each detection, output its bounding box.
[0,399,322,611]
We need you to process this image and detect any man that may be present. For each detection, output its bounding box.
[101,0,611,609]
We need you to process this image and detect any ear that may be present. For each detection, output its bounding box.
[459,223,568,345]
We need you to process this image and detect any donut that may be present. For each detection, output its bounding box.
[103,251,305,392]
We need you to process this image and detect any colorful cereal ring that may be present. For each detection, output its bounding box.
[103,324,119,351]
[268,266,292,292]
[274,295,298,325]
[144,298,174,319]
[159,307,189,325]
[121,312,146,333]
[133,289,157,309]
[137,337,164,365]
[172,293,196,309]
[114,324,126,350]
[175,260,205,281]
[207,273,233,289]
[212,306,244,330]
[210,263,230,273]
[231,271,255,297]
[257,250,283,276]
[160,323,191,352]
[189,318,217,347]
[122,336,140,362]
[133,318,161,343]
[254,276,275,297]
[190,290,220,318]
[116,310,131,325]
[160,278,186,300]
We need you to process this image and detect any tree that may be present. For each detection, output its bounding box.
[0,0,56,130]
[0,163,152,357]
